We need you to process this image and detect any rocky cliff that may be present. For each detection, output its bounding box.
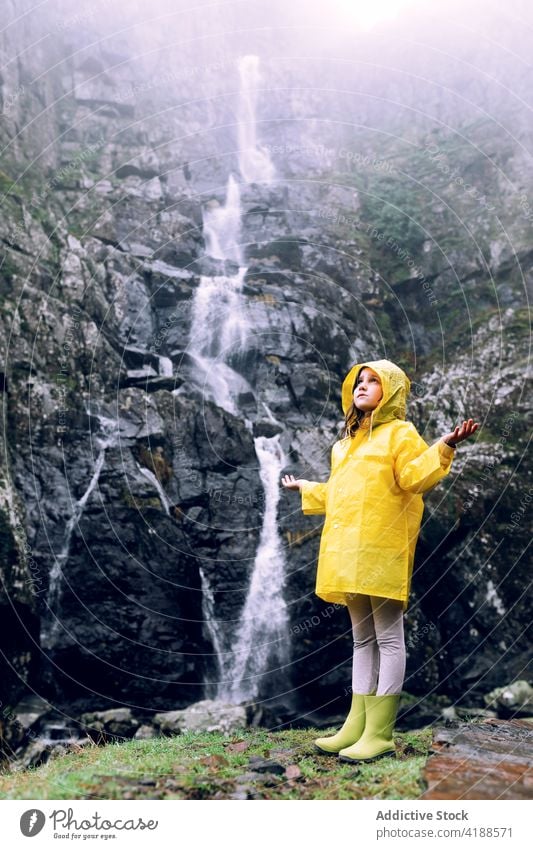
[0,0,530,734]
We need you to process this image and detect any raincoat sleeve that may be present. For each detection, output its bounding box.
[300,480,328,514]
[394,425,455,494]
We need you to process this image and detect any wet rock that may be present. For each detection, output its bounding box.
[134,724,157,740]
[12,735,93,770]
[441,706,498,724]
[154,700,247,735]
[12,694,52,733]
[230,788,251,800]
[395,693,452,730]
[48,737,93,759]
[484,681,533,717]
[423,719,533,800]
[12,739,53,770]
[252,420,284,438]
[247,756,286,775]
[149,709,184,735]
[455,707,499,720]
[79,708,140,741]
[190,256,239,277]
[119,370,180,392]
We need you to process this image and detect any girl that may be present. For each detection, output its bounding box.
[281,359,478,763]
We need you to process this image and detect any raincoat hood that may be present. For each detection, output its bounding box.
[341,359,411,431]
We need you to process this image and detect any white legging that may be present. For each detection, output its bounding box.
[347,593,406,696]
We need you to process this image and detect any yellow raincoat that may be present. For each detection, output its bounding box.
[300,360,455,610]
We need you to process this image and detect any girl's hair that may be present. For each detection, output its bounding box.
[341,400,366,439]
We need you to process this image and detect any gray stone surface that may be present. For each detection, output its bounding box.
[154,700,248,735]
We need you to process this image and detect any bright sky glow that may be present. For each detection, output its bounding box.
[329,0,428,31]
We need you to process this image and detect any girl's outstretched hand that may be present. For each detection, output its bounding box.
[281,474,307,491]
[442,418,480,447]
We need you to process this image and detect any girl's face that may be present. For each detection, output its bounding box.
[353,367,383,413]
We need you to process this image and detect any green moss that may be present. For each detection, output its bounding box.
[19,316,31,335]
[373,307,394,338]
[0,253,19,281]
[0,725,435,801]
[121,491,164,512]
[0,169,23,198]
[68,224,85,241]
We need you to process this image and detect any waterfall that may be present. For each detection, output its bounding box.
[41,414,120,650]
[183,55,276,418]
[137,464,172,515]
[158,356,173,377]
[186,179,248,416]
[200,435,290,703]
[184,56,287,702]
[237,55,276,185]
[189,266,248,360]
[198,565,227,700]
[202,174,244,265]
[218,435,290,702]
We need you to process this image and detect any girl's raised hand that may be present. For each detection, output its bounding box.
[281,474,306,491]
[442,418,480,447]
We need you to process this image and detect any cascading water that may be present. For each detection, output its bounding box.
[188,55,289,703]
[187,178,250,417]
[199,565,227,699]
[202,173,244,265]
[185,56,276,418]
[41,413,120,650]
[217,434,290,702]
[237,54,276,185]
[137,464,171,515]
[158,356,173,377]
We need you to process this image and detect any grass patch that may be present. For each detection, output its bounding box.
[0,726,433,801]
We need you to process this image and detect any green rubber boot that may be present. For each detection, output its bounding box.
[314,693,366,755]
[338,694,400,763]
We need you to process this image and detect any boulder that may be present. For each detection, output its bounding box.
[134,724,157,740]
[79,708,140,741]
[12,694,52,732]
[484,681,533,717]
[154,699,247,735]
